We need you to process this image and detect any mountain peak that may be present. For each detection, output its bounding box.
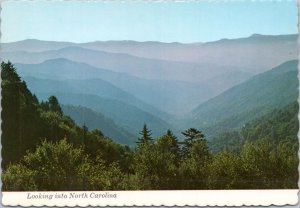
[42,58,73,64]
[250,33,263,38]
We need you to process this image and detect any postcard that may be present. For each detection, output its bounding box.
[1,0,299,206]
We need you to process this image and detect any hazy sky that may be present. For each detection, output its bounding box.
[1,0,298,43]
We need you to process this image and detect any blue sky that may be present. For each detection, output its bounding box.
[1,0,298,43]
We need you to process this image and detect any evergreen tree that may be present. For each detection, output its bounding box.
[154,130,181,189]
[157,129,180,164]
[178,138,211,189]
[137,123,153,145]
[48,95,63,115]
[181,128,205,158]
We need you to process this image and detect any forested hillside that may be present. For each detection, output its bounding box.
[61,105,135,145]
[2,62,298,190]
[190,60,298,136]
[209,102,298,153]
[35,91,172,138]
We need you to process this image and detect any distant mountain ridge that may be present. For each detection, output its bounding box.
[1,39,75,52]
[16,59,252,115]
[2,34,297,72]
[206,34,297,44]
[2,46,247,82]
[22,75,168,120]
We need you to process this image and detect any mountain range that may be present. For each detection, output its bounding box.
[2,34,297,72]
[3,34,298,144]
[22,75,169,120]
[15,59,252,115]
[2,46,249,82]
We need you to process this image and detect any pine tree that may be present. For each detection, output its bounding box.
[181,128,205,159]
[137,123,153,145]
[164,129,180,162]
[48,95,63,115]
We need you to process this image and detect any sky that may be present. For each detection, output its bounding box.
[1,0,298,43]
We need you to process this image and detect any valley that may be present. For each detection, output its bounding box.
[1,34,298,147]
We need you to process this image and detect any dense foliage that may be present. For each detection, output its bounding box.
[1,62,298,190]
[210,102,298,153]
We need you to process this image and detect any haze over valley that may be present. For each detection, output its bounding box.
[2,34,297,144]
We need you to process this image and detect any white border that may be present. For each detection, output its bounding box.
[1,0,299,207]
[2,190,299,207]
